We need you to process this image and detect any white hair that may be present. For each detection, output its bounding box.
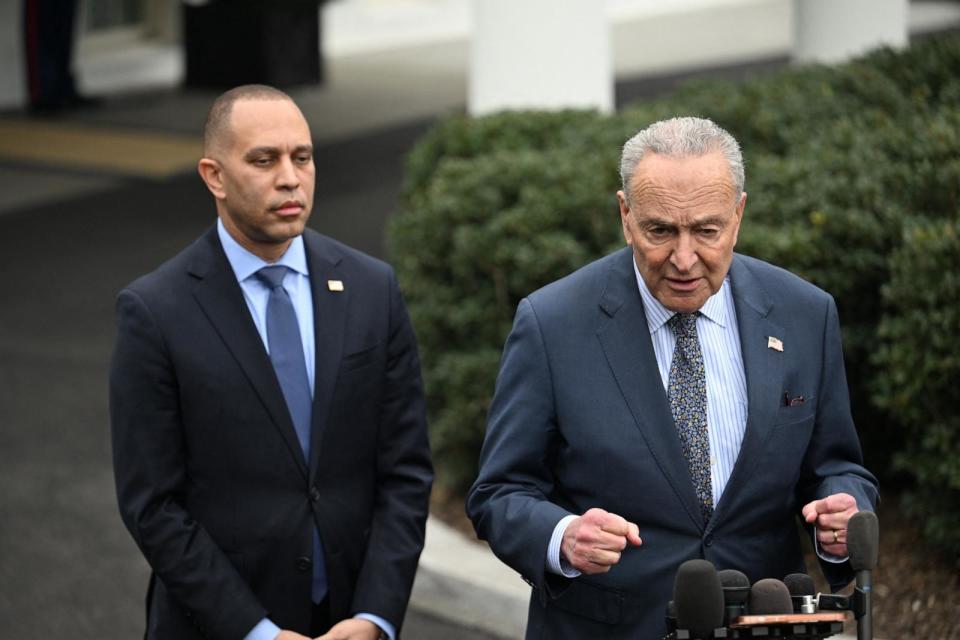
[619,116,744,201]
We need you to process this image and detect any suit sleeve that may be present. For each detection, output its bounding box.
[797,295,880,589]
[110,289,266,639]
[466,298,573,595]
[349,269,433,631]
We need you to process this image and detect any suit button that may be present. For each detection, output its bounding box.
[296,556,312,571]
[704,534,714,547]
[310,487,321,503]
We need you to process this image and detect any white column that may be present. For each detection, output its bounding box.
[0,0,25,109]
[794,0,908,64]
[469,0,612,116]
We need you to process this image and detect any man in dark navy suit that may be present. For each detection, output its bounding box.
[111,85,432,640]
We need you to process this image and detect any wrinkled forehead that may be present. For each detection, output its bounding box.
[628,152,739,214]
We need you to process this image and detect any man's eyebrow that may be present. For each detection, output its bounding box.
[243,144,313,159]
[638,216,677,228]
[638,214,728,228]
[244,146,279,159]
[691,215,728,227]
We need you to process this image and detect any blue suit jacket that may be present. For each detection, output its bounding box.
[467,248,878,639]
[111,227,433,639]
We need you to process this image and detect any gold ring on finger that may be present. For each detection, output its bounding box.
[832,529,839,543]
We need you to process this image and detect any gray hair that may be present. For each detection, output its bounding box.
[619,117,744,201]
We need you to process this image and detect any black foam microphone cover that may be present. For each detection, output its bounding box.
[783,573,816,613]
[783,573,815,597]
[748,578,793,615]
[665,600,678,633]
[673,559,725,638]
[719,569,751,605]
[847,511,879,572]
[719,569,750,624]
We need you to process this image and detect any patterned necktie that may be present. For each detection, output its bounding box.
[255,265,327,603]
[667,312,714,523]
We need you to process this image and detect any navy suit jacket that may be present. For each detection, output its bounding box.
[467,248,878,639]
[110,227,432,639]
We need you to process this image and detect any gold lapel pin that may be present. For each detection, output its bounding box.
[767,336,784,352]
[327,280,344,292]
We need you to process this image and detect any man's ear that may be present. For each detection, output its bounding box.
[617,190,633,246]
[731,191,747,246]
[198,158,226,200]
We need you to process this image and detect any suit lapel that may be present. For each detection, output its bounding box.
[188,228,309,480]
[710,255,784,528]
[303,231,348,482]
[596,248,705,531]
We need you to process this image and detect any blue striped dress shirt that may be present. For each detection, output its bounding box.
[631,262,749,505]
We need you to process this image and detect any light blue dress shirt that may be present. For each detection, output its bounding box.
[547,259,838,577]
[216,221,394,640]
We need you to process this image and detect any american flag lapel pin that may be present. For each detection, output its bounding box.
[767,336,783,352]
[327,280,344,292]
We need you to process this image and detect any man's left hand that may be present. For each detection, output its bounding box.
[801,493,858,557]
[315,618,382,640]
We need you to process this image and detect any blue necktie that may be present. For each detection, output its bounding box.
[255,265,327,603]
[667,313,714,523]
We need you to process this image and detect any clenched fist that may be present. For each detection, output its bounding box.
[561,508,642,574]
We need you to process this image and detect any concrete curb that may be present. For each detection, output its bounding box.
[410,517,528,639]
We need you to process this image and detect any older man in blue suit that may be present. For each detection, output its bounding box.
[467,117,879,639]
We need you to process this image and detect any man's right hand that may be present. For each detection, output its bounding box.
[276,631,311,640]
[561,508,642,574]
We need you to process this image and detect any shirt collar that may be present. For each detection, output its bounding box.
[631,256,730,332]
[217,217,309,283]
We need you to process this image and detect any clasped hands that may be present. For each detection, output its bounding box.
[562,493,859,574]
[277,618,382,640]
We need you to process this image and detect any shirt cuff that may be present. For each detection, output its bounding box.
[244,617,281,640]
[355,613,395,640]
[547,514,582,578]
[812,525,848,564]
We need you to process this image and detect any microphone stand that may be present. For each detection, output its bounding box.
[846,510,879,640]
[854,568,872,640]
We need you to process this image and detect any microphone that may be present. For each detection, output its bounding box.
[732,577,846,639]
[665,599,677,635]
[718,569,750,624]
[784,573,816,613]
[672,559,725,639]
[748,578,794,615]
[847,511,879,640]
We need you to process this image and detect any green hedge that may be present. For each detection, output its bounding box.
[874,219,960,559]
[388,33,960,555]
